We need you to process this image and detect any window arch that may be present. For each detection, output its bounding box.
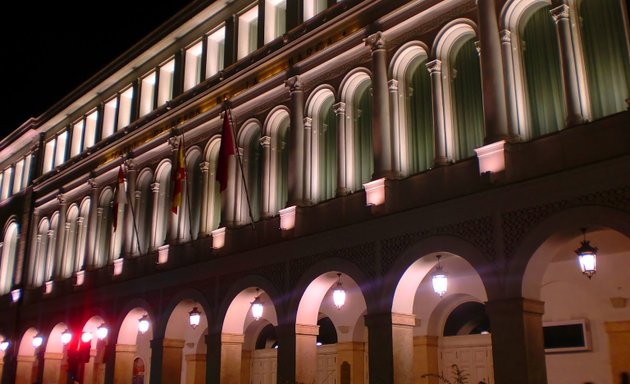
[63,205,80,279]
[30,218,51,287]
[235,120,262,225]
[204,136,222,234]
[262,107,290,217]
[577,0,630,119]
[48,212,59,279]
[0,221,19,295]
[96,189,113,266]
[136,169,154,255]
[154,161,173,247]
[391,42,434,175]
[76,198,90,273]
[178,146,203,241]
[306,86,337,203]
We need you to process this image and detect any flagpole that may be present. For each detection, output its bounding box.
[226,106,256,229]
[123,164,144,255]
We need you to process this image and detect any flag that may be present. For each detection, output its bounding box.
[171,138,186,214]
[113,165,126,232]
[217,108,236,192]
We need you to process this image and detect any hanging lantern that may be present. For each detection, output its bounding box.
[251,289,264,321]
[332,273,346,310]
[0,339,10,352]
[576,228,597,279]
[432,255,448,297]
[81,331,93,343]
[96,323,109,340]
[189,307,202,329]
[60,329,72,345]
[32,333,44,348]
[138,314,150,334]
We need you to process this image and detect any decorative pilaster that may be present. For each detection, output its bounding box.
[124,159,137,256]
[150,182,160,250]
[388,79,403,176]
[199,161,210,235]
[53,194,67,279]
[333,102,349,195]
[500,29,521,139]
[426,59,450,166]
[286,75,305,205]
[366,32,393,179]
[86,179,99,269]
[303,117,313,204]
[259,135,273,218]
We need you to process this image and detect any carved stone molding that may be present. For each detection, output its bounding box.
[286,75,303,93]
[365,31,385,51]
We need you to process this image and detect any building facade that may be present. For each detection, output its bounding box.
[1,0,630,383]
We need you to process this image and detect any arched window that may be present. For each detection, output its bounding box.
[76,199,90,272]
[136,170,154,255]
[179,148,202,241]
[451,38,484,159]
[0,221,19,295]
[63,205,79,279]
[155,162,172,247]
[521,5,565,137]
[96,189,113,266]
[443,302,490,336]
[262,108,290,217]
[406,56,434,173]
[352,81,373,187]
[578,0,630,119]
[204,138,221,234]
[30,218,51,287]
[48,213,59,279]
[236,121,262,224]
[316,92,337,201]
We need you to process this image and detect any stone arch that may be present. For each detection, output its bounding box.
[261,106,291,217]
[0,220,19,294]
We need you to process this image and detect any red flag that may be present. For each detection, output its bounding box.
[113,165,126,232]
[171,139,186,214]
[217,109,236,192]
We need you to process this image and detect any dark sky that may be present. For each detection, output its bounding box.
[1,1,196,141]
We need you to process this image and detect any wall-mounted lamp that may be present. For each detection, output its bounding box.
[251,289,264,321]
[189,307,201,329]
[32,333,44,348]
[60,329,72,345]
[332,273,346,310]
[96,323,109,340]
[432,255,448,297]
[138,315,150,334]
[576,228,597,279]
[0,339,10,352]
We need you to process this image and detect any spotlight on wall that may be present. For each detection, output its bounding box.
[332,273,346,310]
[0,339,10,352]
[32,333,44,348]
[138,314,150,334]
[576,228,598,279]
[432,255,448,298]
[189,307,201,329]
[96,323,109,340]
[61,329,72,345]
[251,289,264,321]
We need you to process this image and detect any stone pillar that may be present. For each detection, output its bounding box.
[199,161,210,236]
[286,75,305,206]
[302,117,313,204]
[414,335,438,384]
[500,29,521,139]
[486,298,547,384]
[295,323,319,384]
[54,194,67,279]
[241,349,252,384]
[364,313,394,384]
[334,102,349,195]
[391,313,415,384]
[605,321,630,384]
[114,344,136,384]
[551,4,586,126]
[388,79,402,176]
[476,0,510,143]
[275,323,297,384]
[94,208,103,264]
[124,160,137,257]
[27,209,41,285]
[15,355,36,384]
[260,135,273,218]
[151,338,185,384]
[365,31,393,179]
[337,341,365,384]
[168,138,180,243]
[150,182,160,251]
[83,349,98,384]
[220,333,244,384]
[185,354,206,384]
[205,331,222,384]
[42,352,63,384]
[426,60,450,166]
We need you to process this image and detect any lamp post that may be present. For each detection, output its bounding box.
[251,289,263,321]
[332,273,346,310]
[576,228,597,279]
[432,255,448,297]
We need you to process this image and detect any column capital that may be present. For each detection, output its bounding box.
[388,79,399,91]
[550,4,570,22]
[333,101,346,115]
[88,178,98,189]
[365,31,385,51]
[474,40,481,55]
[426,59,442,74]
[151,182,160,193]
[124,158,136,171]
[259,135,271,147]
[285,75,303,93]
[303,116,313,129]
[500,29,512,44]
[199,161,210,172]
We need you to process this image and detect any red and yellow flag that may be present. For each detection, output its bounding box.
[217,108,236,192]
[171,139,186,214]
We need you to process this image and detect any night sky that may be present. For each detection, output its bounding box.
[1,1,196,141]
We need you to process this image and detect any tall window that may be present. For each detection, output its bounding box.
[451,38,484,159]
[1,168,12,200]
[157,58,176,106]
[353,83,373,188]
[317,94,337,201]
[118,86,134,128]
[579,0,630,119]
[43,130,69,173]
[184,41,204,91]
[0,222,19,295]
[31,219,51,287]
[96,190,113,267]
[521,5,564,137]
[12,159,24,195]
[238,5,259,59]
[102,97,118,138]
[136,171,154,255]
[207,26,226,77]
[304,0,328,20]
[406,58,433,173]
[265,0,286,43]
[71,119,85,157]
[83,110,98,150]
[140,71,157,117]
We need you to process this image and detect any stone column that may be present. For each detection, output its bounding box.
[364,313,394,384]
[114,344,136,384]
[42,352,63,384]
[605,320,630,384]
[286,75,305,205]
[486,298,547,384]
[124,159,137,257]
[85,178,99,271]
[260,135,273,218]
[275,323,297,384]
[27,209,41,285]
[15,355,36,384]
[426,60,450,166]
[205,331,222,384]
[168,138,180,242]
[185,354,206,384]
[302,117,313,204]
[551,4,585,126]
[365,31,393,179]
[295,323,319,384]
[334,102,349,195]
[476,0,510,143]
[199,161,210,236]
[413,335,438,384]
[391,313,415,384]
[155,338,185,384]
[53,194,67,279]
[500,29,520,139]
[150,182,160,251]
[220,333,244,384]
[388,79,402,176]
[336,341,365,384]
